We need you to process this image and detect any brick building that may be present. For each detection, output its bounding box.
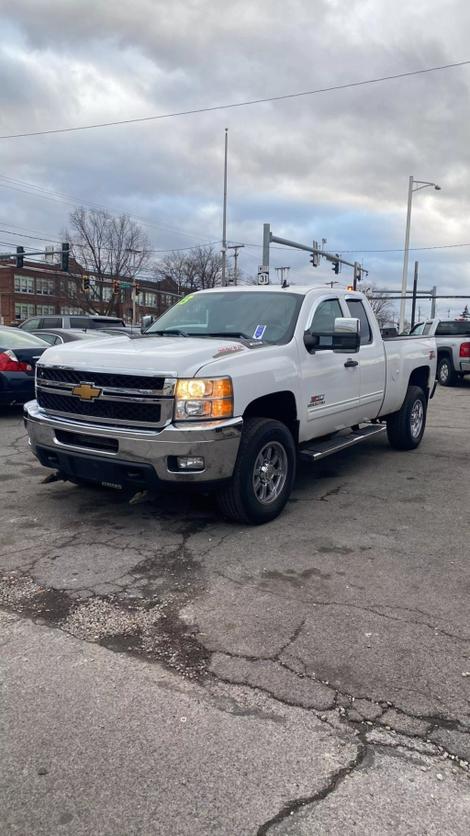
[0,254,181,326]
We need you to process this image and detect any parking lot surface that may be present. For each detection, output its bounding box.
[1,384,470,835]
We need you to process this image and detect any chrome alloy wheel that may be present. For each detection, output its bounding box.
[252,441,288,504]
[439,361,449,384]
[410,399,424,439]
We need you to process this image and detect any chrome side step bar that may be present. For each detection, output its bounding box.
[299,423,387,462]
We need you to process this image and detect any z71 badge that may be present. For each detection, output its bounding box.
[309,394,325,407]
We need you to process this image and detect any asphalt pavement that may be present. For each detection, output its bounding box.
[1,383,469,835]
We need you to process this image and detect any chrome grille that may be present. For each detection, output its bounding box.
[36,366,175,429]
[37,366,166,392]
[37,391,161,424]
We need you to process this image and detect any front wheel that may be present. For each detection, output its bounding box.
[217,417,296,524]
[437,356,459,387]
[386,385,427,450]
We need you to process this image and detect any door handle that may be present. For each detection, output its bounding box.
[344,359,359,368]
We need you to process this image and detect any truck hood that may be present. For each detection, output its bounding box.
[37,334,252,378]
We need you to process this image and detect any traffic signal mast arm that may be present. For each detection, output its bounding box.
[261,227,368,287]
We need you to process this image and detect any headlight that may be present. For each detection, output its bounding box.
[175,377,233,420]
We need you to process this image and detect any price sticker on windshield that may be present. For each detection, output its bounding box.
[253,324,267,340]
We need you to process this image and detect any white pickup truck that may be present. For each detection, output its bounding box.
[410,318,470,386]
[24,286,437,523]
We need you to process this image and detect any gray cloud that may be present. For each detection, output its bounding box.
[0,0,470,317]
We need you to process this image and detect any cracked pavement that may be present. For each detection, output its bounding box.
[1,383,470,834]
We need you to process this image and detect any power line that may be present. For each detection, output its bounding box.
[244,240,470,254]
[1,59,470,140]
[0,227,221,255]
[340,243,470,253]
[0,173,219,243]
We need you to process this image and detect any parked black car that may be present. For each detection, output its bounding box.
[0,327,49,406]
[30,328,117,346]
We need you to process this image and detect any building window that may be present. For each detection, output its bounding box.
[14,275,35,294]
[143,292,156,307]
[61,306,85,315]
[36,305,56,315]
[36,278,55,295]
[15,303,36,320]
[102,286,113,301]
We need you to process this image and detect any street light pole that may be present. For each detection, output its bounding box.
[221,128,228,285]
[399,176,441,333]
[399,176,414,334]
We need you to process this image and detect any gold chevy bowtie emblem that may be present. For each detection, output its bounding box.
[72,382,102,401]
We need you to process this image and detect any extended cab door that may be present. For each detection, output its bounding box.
[300,297,362,440]
[344,297,386,420]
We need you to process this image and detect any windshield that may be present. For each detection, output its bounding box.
[146,291,303,344]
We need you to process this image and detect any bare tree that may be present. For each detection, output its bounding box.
[362,284,395,328]
[153,246,223,292]
[64,208,151,314]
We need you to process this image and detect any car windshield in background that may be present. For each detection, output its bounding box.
[0,328,48,348]
[435,321,470,336]
[146,291,303,344]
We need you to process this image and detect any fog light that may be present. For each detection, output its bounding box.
[176,456,205,471]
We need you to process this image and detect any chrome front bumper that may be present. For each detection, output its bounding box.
[24,400,242,485]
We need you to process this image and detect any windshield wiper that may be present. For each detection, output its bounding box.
[148,329,190,337]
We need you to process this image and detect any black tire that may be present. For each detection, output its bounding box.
[386,385,427,451]
[437,356,459,387]
[217,417,296,524]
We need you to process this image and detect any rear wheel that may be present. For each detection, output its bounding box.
[386,385,427,450]
[437,356,459,387]
[217,417,296,524]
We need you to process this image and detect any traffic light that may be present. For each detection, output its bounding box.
[16,246,24,269]
[82,275,90,292]
[353,262,362,287]
[332,255,340,275]
[310,241,320,268]
[61,242,69,272]
[134,282,141,296]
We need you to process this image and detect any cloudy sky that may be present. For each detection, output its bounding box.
[1,0,470,319]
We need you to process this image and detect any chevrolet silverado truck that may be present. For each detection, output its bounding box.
[24,286,437,524]
[410,318,470,386]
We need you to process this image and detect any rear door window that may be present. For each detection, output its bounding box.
[346,299,372,345]
[39,317,62,328]
[37,333,62,345]
[70,317,91,328]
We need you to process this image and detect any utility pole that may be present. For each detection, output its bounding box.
[227,243,244,284]
[132,286,137,325]
[221,128,228,285]
[275,266,290,285]
[431,285,437,318]
[411,261,419,329]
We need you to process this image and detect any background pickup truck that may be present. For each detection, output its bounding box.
[24,286,437,524]
[410,318,470,386]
